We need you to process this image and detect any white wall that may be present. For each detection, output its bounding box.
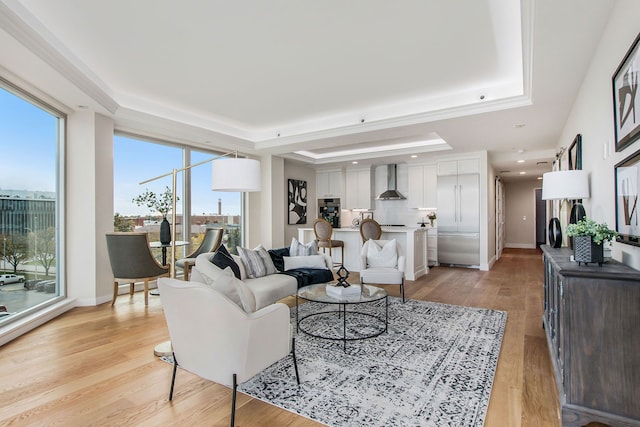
[557,0,640,269]
[66,110,115,306]
[283,159,316,247]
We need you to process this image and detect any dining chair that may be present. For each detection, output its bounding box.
[313,217,344,267]
[105,232,170,306]
[176,228,223,280]
[359,218,382,244]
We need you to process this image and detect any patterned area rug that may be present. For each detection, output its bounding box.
[238,297,507,426]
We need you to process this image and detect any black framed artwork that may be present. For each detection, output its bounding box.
[612,32,640,152]
[615,148,640,246]
[288,179,307,224]
[568,134,582,171]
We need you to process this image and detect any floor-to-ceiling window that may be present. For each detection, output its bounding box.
[113,135,244,272]
[189,149,243,254]
[0,82,65,325]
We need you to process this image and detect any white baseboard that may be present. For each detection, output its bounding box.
[0,298,77,346]
[505,243,537,249]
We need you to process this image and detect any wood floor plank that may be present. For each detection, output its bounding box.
[0,248,560,426]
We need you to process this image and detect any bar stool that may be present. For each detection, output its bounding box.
[313,218,344,267]
[359,218,382,244]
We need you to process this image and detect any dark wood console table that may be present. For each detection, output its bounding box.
[541,245,640,427]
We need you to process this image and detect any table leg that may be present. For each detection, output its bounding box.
[161,247,168,266]
[343,303,347,352]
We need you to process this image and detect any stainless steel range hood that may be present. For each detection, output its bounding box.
[377,164,406,200]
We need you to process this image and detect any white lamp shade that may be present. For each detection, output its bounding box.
[211,158,261,192]
[541,170,589,200]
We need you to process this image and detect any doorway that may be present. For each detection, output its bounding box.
[535,188,546,248]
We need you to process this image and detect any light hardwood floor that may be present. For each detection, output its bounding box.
[0,248,565,426]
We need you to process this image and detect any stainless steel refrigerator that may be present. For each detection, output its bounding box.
[437,173,480,266]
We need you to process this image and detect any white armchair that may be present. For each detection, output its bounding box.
[157,277,299,427]
[359,239,406,302]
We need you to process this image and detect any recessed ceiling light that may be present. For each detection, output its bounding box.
[517,159,525,163]
[411,155,418,158]
[519,171,527,175]
[537,176,543,180]
[352,161,358,164]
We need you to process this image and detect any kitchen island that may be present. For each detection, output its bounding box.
[298,226,429,280]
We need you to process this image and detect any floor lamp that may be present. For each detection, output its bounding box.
[541,170,590,248]
[140,150,261,277]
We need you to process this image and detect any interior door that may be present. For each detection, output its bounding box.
[496,178,505,260]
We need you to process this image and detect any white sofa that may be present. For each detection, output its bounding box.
[194,251,333,310]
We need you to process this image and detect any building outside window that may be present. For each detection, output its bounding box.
[0,83,65,324]
[113,136,244,272]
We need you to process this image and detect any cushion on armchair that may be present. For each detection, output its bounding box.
[366,239,398,268]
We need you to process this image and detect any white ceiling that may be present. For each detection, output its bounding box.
[0,0,616,180]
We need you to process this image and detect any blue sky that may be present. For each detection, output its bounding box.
[1,87,241,216]
[0,88,57,192]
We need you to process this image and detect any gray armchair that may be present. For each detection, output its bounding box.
[105,232,170,306]
[176,228,223,280]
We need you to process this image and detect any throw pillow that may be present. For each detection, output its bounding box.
[210,245,241,279]
[256,245,278,275]
[268,247,290,271]
[189,266,206,284]
[199,266,244,309]
[237,245,278,279]
[237,246,267,279]
[283,254,329,271]
[290,237,318,256]
[231,254,247,280]
[367,239,398,268]
[222,267,256,313]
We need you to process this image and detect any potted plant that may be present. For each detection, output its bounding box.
[132,186,177,244]
[427,211,437,227]
[565,218,618,266]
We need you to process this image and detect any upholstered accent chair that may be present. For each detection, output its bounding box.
[313,217,344,267]
[176,228,223,280]
[359,218,382,244]
[359,239,406,302]
[105,232,170,306]
[158,277,299,427]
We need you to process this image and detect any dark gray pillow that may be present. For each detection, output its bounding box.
[210,245,241,279]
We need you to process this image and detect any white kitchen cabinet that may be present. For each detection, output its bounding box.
[437,158,479,176]
[427,228,438,266]
[344,167,373,209]
[316,170,342,198]
[408,164,437,208]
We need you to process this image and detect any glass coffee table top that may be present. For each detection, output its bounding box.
[297,282,387,304]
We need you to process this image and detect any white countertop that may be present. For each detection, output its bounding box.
[299,226,435,232]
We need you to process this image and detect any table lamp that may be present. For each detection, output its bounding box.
[542,170,590,248]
